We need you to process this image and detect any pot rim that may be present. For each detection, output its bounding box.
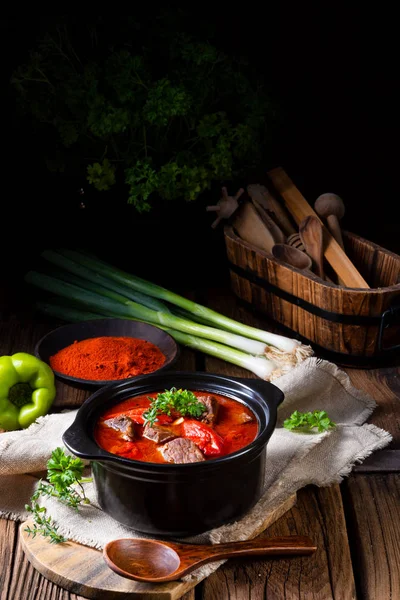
[62,371,284,471]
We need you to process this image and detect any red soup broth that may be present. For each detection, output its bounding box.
[94,391,258,463]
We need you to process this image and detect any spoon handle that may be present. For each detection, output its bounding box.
[177,535,316,571]
[299,216,325,279]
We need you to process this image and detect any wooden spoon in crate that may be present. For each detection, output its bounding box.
[299,216,325,279]
[272,243,312,271]
[267,167,369,288]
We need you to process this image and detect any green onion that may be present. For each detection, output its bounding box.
[25,271,275,356]
[25,271,141,320]
[157,328,278,379]
[56,249,312,362]
[41,249,171,313]
[28,248,313,379]
[35,302,105,323]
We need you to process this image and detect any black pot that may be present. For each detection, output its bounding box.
[62,371,284,537]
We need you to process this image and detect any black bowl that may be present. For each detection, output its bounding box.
[62,370,284,537]
[35,319,179,389]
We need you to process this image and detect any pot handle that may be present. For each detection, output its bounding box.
[232,377,285,407]
[62,422,104,460]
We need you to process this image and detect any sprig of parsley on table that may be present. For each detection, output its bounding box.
[283,410,336,433]
[143,387,206,427]
[25,447,91,544]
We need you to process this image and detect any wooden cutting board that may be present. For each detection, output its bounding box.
[19,493,297,600]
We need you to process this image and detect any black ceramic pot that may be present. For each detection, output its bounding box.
[62,371,284,537]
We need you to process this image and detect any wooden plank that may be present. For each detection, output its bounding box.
[345,367,400,449]
[0,518,19,599]
[202,485,356,600]
[343,474,400,600]
[352,449,400,472]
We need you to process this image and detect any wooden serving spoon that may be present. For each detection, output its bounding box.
[314,193,346,250]
[272,243,312,271]
[103,536,317,583]
[299,215,325,280]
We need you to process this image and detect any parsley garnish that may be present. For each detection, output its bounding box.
[283,410,336,433]
[25,447,91,544]
[143,387,206,427]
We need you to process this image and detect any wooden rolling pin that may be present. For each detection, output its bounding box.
[267,168,369,288]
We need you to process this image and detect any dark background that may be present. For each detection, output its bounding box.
[1,9,398,289]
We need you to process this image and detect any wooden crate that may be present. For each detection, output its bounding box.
[224,226,400,366]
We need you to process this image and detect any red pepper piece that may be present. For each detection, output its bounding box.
[123,408,146,424]
[122,408,172,425]
[108,441,141,460]
[182,420,224,456]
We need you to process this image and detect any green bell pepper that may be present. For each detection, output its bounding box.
[0,352,56,431]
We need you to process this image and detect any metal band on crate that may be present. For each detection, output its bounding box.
[227,261,381,326]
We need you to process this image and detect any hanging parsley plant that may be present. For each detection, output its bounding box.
[12,16,280,212]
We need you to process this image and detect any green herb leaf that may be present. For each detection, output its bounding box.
[283,410,336,433]
[143,387,207,427]
[11,19,279,212]
[87,159,116,191]
[47,447,85,493]
[25,448,91,544]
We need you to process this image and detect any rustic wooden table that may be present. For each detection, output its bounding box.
[0,283,399,600]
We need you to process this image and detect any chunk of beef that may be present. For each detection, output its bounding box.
[104,415,135,441]
[143,423,176,444]
[197,395,219,425]
[236,411,255,424]
[159,437,205,464]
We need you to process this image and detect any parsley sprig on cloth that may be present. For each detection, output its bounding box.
[283,410,336,433]
[25,447,91,544]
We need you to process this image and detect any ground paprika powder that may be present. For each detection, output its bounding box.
[49,336,166,381]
